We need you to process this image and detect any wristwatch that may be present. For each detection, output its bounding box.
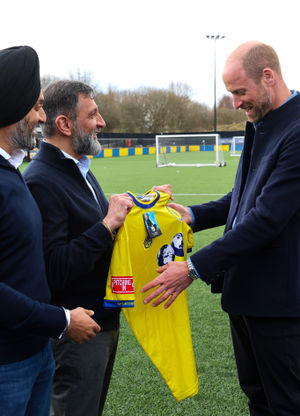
[187,258,199,280]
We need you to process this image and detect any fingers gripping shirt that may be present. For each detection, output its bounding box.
[103,190,198,401]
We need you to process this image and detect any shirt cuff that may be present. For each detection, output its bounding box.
[64,308,71,328]
[59,307,71,339]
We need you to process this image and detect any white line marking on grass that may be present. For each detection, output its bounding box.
[105,193,224,196]
[173,193,224,196]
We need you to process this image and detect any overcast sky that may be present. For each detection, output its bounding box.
[1,0,299,107]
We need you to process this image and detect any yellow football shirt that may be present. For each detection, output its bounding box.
[104,190,198,401]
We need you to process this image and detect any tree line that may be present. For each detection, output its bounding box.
[41,73,247,134]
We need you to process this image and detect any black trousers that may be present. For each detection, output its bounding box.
[50,329,119,416]
[229,314,300,416]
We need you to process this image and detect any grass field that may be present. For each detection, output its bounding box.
[23,151,248,415]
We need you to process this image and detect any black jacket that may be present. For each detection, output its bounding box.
[0,156,66,363]
[23,141,120,330]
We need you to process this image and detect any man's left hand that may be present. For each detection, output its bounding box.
[141,261,193,308]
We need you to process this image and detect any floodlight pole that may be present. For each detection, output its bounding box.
[206,35,225,132]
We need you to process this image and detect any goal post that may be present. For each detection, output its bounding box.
[230,136,244,157]
[155,133,226,167]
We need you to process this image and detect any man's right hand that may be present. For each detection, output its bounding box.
[66,307,101,343]
[104,193,133,230]
[168,203,192,224]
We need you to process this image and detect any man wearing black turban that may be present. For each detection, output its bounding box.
[0,46,100,416]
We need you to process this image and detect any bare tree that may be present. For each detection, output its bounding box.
[218,94,234,109]
[217,94,246,129]
[41,75,60,90]
[95,88,122,132]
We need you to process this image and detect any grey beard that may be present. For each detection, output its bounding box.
[73,123,101,156]
[11,120,36,150]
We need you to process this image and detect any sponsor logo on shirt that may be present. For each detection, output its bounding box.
[111,276,134,294]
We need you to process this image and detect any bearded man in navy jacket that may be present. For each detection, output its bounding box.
[142,41,300,415]
[23,80,137,416]
[0,47,100,416]
[24,80,172,415]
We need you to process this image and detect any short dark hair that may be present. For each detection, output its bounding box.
[42,80,94,137]
[242,43,282,84]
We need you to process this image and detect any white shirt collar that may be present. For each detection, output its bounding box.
[0,147,25,169]
[60,149,91,178]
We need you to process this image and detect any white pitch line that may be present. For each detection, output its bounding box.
[173,193,223,196]
[105,193,224,196]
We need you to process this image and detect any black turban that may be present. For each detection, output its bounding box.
[0,45,41,128]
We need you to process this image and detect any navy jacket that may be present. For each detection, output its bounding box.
[190,93,300,317]
[0,156,66,364]
[23,141,120,330]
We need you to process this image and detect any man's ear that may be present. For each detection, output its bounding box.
[262,68,275,86]
[55,115,73,136]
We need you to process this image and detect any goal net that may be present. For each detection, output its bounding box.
[230,136,244,157]
[155,134,226,167]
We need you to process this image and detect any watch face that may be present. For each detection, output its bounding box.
[188,262,198,279]
[189,269,198,279]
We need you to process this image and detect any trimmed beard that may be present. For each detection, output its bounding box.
[72,121,101,156]
[11,118,36,150]
[247,85,272,123]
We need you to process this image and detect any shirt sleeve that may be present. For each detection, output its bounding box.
[0,282,66,338]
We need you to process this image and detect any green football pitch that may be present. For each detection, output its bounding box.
[23,152,248,415]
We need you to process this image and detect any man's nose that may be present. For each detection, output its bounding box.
[97,113,106,128]
[233,95,243,110]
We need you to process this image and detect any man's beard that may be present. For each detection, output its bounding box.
[245,86,272,123]
[11,118,36,150]
[246,100,270,123]
[73,121,101,156]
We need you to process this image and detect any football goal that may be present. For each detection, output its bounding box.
[155,134,226,167]
[230,136,244,157]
